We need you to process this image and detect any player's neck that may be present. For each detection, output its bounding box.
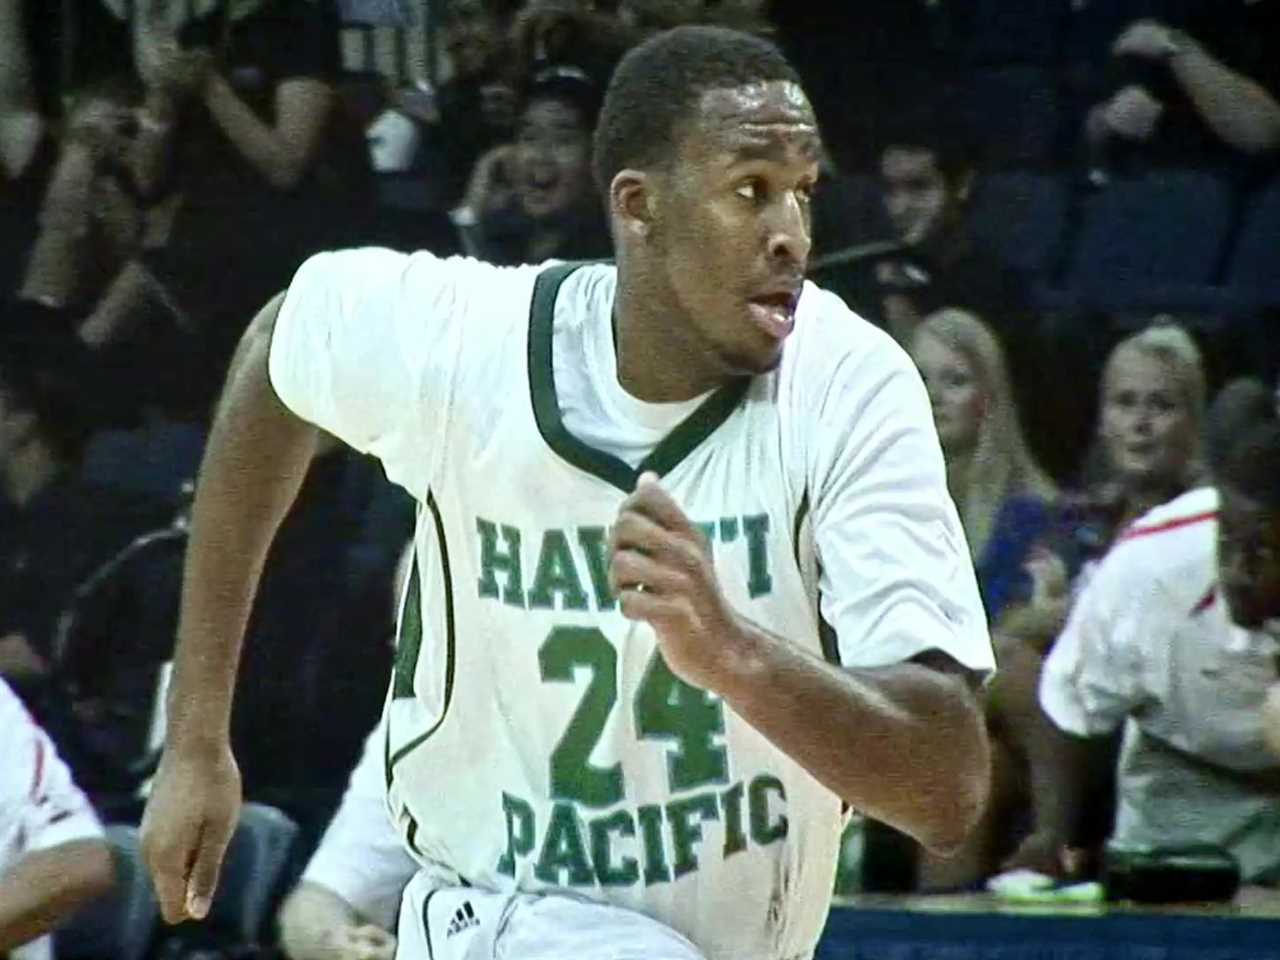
[612,270,725,403]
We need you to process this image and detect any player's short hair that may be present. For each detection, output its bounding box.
[522,64,603,132]
[1218,419,1280,510]
[878,101,978,183]
[591,25,802,200]
[1205,377,1274,473]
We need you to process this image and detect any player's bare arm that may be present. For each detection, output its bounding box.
[141,292,321,924]
[0,839,114,952]
[610,473,990,855]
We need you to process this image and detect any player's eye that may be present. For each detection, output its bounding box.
[735,179,762,202]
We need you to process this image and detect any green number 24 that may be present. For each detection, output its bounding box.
[539,626,728,808]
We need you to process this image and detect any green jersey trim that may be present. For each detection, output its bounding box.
[388,490,457,779]
[527,261,751,493]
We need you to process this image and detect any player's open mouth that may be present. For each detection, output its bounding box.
[747,290,800,340]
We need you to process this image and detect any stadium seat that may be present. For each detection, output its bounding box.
[967,171,1069,280]
[1227,175,1280,306]
[1061,171,1234,310]
[959,67,1062,168]
[955,0,1064,65]
[80,421,206,501]
[56,825,159,960]
[207,803,301,944]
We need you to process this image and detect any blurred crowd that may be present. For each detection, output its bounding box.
[1,1,1278,959]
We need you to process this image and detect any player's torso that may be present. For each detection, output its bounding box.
[384,264,842,960]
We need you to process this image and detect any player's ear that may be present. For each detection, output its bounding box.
[610,169,656,241]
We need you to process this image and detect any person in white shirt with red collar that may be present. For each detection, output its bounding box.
[1,679,114,960]
[1038,417,1280,883]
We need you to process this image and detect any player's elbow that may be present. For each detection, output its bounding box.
[916,709,992,857]
[916,761,990,857]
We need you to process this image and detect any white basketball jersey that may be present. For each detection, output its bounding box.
[269,253,993,960]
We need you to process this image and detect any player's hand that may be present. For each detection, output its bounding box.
[334,924,397,960]
[140,738,241,924]
[609,472,744,690]
[1112,19,1178,60]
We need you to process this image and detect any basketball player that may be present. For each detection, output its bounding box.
[1,679,115,960]
[141,26,995,960]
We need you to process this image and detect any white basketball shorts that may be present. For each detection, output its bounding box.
[396,872,708,960]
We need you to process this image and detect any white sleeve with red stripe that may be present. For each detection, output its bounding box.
[1039,540,1161,737]
[0,680,104,857]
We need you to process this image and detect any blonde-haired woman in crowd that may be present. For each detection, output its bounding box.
[910,308,1058,624]
[995,319,1208,882]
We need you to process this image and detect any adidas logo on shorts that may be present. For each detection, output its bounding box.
[446,900,480,938]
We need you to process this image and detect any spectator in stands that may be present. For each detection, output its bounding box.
[1083,3,1280,176]
[14,74,178,344]
[823,110,1031,348]
[909,309,1057,624]
[0,0,44,189]
[428,0,520,213]
[277,720,417,960]
[31,0,371,421]
[0,350,158,702]
[993,323,1207,879]
[1032,418,1280,885]
[1,676,115,960]
[509,0,635,93]
[459,65,610,264]
[0,1,133,302]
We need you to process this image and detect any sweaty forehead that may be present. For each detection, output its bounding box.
[690,81,820,159]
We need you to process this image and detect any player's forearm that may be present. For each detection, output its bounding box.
[167,293,319,748]
[716,624,990,854]
[0,839,115,952]
[1028,721,1107,847]
[1170,40,1280,154]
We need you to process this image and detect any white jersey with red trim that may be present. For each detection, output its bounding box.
[1041,486,1280,881]
[1,679,105,960]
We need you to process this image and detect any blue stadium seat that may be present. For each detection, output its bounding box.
[80,421,206,500]
[960,67,1062,168]
[967,172,1069,280]
[1062,171,1233,310]
[56,825,159,960]
[956,0,1065,65]
[1227,176,1280,306]
[208,803,301,944]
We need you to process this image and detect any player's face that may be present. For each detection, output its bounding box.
[911,333,985,454]
[651,80,820,377]
[515,98,592,222]
[880,148,952,248]
[1217,484,1280,629]
[1101,350,1196,487]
